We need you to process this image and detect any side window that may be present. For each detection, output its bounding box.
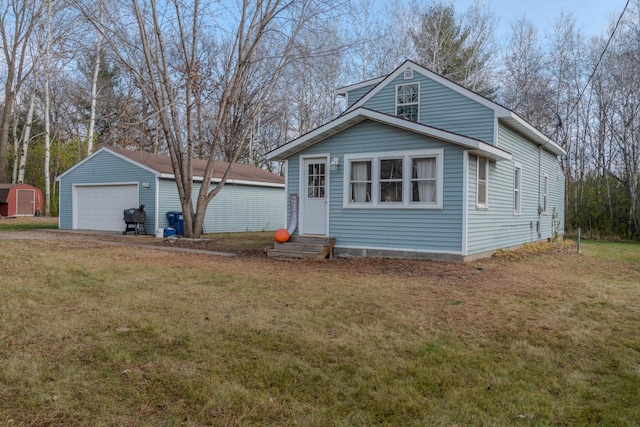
[513,164,522,215]
[477,156,488,208]
[542,175,549,214]
[396,83,419,122]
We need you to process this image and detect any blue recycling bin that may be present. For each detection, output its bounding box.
[166,211,182,227]
[175,214,184,236]
[166,211,184,236]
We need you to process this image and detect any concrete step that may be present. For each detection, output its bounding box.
[273,242,325,251]
[267,248,328,260]
[268,235,335,260]
[287,235,335,245]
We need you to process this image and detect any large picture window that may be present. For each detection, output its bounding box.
[396,83,419,122]
[412,157,436,203]
[344,149,443,209]
[380,158,403,202]
[350,160,371,203]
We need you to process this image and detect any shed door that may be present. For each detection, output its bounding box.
[16,189,35,215]
[74,184,138,231]
[301,158,328,235]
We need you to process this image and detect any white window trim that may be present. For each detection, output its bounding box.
[476,156,489,209]
[542,174,549,215]
[343,149,444,209]
[348,158,373,205]
[513,162,522,216]
[395,82,420,122]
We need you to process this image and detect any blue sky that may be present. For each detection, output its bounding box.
[452,0,627,42]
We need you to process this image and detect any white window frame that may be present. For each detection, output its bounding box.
[343,149,444,209]
[348,159,373,205]
[379,156,404,203]
[476,156,489,208]
[395,82,420,122]
[513,163,522,215]
[542,174,549,215]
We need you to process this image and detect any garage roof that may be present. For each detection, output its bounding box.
[59,147,284,186]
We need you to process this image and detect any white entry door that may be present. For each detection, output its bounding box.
[301,157,327,235]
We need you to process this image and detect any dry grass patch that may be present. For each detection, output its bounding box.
[1,234,639,426]
[492,240,577,260]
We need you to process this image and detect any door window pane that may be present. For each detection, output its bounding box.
[307,162,326,198]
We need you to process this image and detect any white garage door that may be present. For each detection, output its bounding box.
[74,184,139,231]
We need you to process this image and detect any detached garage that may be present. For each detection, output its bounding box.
[57,147,285,234]
[0,183,43,217]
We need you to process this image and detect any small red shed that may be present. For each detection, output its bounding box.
[0,184,43,217]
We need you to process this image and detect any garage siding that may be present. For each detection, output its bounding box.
[58,150,157,231]
[157,179,285,233]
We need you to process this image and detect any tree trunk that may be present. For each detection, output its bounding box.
[87,13,103,156]
[44,0,52,216]
[17,81,39,184]
[0,85,14,182]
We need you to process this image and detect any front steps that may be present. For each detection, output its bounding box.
[267,235,336,260]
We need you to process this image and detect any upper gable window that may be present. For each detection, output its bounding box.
[396,83,419,122]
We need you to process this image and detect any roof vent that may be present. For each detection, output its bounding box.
[404,69,413,80]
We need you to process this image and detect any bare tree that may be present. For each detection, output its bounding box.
[43,0,54,215]
[86,8,103,155]
[500,16,553,129]
[0,0,44,182]
[74,0,345,237]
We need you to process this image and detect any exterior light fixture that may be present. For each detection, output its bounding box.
[330,157,339,170]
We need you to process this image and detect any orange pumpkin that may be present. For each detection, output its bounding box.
[274,228,290,243]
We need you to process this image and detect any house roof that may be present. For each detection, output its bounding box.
[267,108,512,162]
[57,147,284,186]
[336,76,385,96]
[343,60,566,156]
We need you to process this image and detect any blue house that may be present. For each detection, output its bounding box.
[57,147,285,235]
[267,61,565,262]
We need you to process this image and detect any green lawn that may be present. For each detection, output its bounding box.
[1,237,639,426]
[0,219,58,231]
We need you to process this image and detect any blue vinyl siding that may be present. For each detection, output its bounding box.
[288,120,464,253]
[363,73,495,143]
[58,150,157,230]
[466,125,564,255]
[346,83,379,108]
[157,179,284,233]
